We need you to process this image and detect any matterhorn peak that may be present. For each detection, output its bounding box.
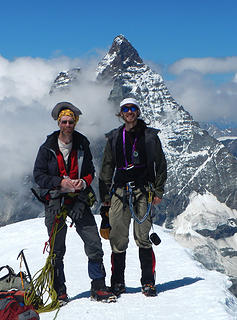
[96,35,144,81]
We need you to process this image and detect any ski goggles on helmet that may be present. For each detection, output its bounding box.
[121,105,138,112]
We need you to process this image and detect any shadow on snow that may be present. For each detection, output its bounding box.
[69,277,204,300]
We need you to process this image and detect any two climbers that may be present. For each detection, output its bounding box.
[33,97,167,303]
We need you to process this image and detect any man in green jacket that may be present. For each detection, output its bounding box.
[99,98,167,297]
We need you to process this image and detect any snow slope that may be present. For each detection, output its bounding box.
[1,217,237,320]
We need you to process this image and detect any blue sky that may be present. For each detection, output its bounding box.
[1,0,236,63]
[0,0,236,126]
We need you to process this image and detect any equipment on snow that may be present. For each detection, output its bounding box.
[0,290,39,320]
[17,250,33,283]
[24,208,69,315]
[0,265,30,291]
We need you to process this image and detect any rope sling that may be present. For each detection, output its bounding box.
[126,182,153,224]
[24,207,68,317]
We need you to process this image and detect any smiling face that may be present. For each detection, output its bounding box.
[120,103,139,125]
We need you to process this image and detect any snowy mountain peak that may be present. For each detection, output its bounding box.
[49,68,80,94]
[96,35,144,81]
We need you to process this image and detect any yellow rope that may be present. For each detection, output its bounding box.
[24,207,68,315]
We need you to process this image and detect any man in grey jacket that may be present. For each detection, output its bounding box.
[99,98,167,297]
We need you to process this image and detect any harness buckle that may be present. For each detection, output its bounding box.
[127,181,136,189]
[125,164,134,170]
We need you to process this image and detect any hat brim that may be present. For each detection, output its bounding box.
[51,102,82,120]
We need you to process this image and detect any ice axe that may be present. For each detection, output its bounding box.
[17,249,32,283]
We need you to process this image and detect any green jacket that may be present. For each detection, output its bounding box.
[99,125,167,202]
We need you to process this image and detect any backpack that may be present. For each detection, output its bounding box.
[0,265,30,291]
[0,290,40,320]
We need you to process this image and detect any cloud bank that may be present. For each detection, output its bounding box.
[0,55,119,184]
[166,57,237,124]
[169,56,237,75]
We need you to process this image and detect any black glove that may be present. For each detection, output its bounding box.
[46,190,61,215]
[100,206,111,240]
[68,200,86,222]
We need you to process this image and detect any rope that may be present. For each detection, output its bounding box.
[127,183,153,224]
[24,207,68,317]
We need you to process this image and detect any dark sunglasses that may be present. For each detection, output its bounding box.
[61,120,75,125]
[121,105,138,112]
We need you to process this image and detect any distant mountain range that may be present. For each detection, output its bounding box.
[199,121,237,157]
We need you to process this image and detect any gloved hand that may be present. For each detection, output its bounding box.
[46,190,61,215]
[68,200,86,222]
[100,206,111,240]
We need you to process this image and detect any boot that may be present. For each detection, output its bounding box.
[91,278,116,302]
[139,248,156,288]
[57,284,69,305]
[142,283,157,297]
[110,252,126,296]
[53,259,68,304]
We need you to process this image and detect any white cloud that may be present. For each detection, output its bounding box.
[166,70,237,123]
[169,56,237,75]
[0,55,81,105]
[0,55,119,184]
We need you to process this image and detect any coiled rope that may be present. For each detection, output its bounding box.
[24,207,68,318]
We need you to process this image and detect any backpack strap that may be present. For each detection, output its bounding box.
[0,266,16,281]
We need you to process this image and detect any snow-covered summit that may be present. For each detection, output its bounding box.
[96,35,146,82]
[1,217,237,320]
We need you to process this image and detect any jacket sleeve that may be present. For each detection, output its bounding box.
[80,138,95,186]
[33,146,62,189]
[154,136,167,199]
[99,139,115,202]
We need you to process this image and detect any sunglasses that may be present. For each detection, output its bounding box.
[60,120,75,125]
[121,105,138,112]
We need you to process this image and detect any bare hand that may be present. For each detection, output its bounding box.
[60,178,75,192]
[71,179,85,191]
[152,196,162,205]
